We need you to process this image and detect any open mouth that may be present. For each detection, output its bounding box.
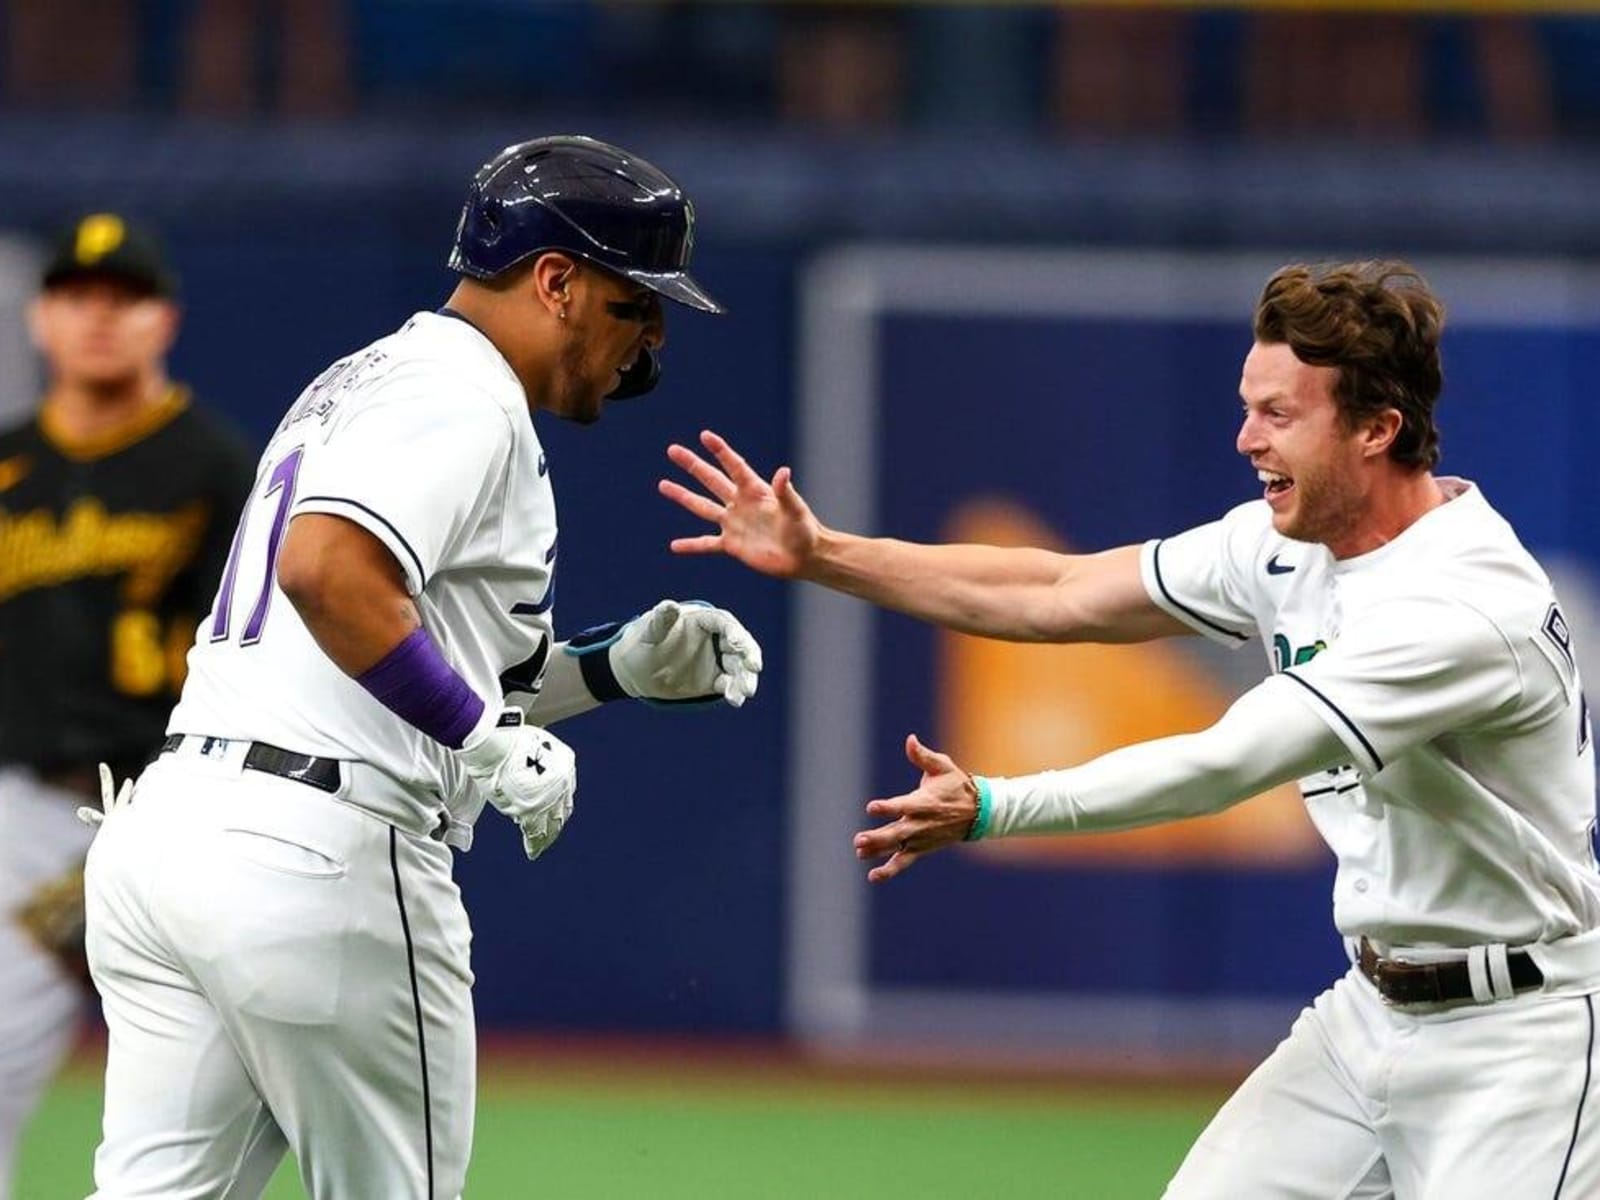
[1258,468,1294,502]
[613,348,642,384]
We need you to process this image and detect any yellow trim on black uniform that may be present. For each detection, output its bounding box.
[37,385,190,463]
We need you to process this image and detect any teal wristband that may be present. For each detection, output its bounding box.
[965,776,994,842]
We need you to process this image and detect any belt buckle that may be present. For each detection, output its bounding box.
[1358,938,1388,999]
[1360,939,1415,1007]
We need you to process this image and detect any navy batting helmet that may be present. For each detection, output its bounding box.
[448,135,722,315]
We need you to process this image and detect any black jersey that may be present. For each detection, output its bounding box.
[0,388,255,774]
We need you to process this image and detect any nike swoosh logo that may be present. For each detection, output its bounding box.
[1266,553,1294,576]
[0,455,30,493]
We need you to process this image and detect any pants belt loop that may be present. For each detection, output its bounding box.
[1466,945,1494,1004]
[1486,944,1515,1000]
[1344,936,1362,967]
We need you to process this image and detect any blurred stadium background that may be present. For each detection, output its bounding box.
[3,1,1598,1195]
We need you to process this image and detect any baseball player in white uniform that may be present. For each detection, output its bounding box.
[79,136,762,1199]
[662,261,1598,1197]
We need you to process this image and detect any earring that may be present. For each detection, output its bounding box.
[559,307,568,321]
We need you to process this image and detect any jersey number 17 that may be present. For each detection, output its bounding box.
[208,446,304,646]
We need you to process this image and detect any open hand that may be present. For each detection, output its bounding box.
[853,734,981,883]
[660,430,822,579]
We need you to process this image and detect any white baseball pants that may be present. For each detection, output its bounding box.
[84,750,476,1199]
[0,767,97,1200]
[1165,967,1599,1199]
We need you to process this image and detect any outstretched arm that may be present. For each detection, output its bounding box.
[660,430,1187,644]
[853,675,1345,882]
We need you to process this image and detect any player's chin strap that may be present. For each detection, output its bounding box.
[606,348,660,400]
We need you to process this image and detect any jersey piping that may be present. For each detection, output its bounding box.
[1281,669,1386,773]
[296,494,429,589]
[1150,538,1250,642]
[388,829,435,1197]
[1553,995,1596,1198]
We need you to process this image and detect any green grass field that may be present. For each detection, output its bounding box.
[21,1052,1226,1197]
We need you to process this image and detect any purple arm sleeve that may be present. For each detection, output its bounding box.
[356,627,486,749]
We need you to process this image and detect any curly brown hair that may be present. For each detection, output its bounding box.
[1253,261,1444,471]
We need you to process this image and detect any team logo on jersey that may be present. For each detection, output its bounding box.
[1300,762,1361,800]
[508,540,558,616]
[1265,553,1295,576]
[0,455,29,493]
[0,499,209,603]
[500,635,550,697]
[1273,633,1327,673]
[1542,603,1576,671]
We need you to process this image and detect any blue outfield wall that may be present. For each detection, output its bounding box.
[12,216,1599,1042]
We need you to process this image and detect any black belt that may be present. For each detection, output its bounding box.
[1358,937,1543,1006]
[159,734,340,794]
[158,735,452,842]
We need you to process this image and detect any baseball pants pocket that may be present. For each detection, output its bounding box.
[168,829,352,1028]
[219,827,347,880]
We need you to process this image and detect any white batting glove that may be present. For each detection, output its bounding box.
[455,710,577,861]
[567,600,762,708]
[77,763,134,828]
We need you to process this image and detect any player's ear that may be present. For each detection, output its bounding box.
[153,300,182,355]
[529,252,580,318]
[1361,408,1404,460]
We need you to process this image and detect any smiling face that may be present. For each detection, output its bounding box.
[547,262,665,425]
[1236,341,1384,549]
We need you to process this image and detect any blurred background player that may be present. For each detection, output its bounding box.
[0,213,254,1198]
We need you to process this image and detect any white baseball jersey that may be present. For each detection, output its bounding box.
[171,311,557,848]
[1143,477,1599,950]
